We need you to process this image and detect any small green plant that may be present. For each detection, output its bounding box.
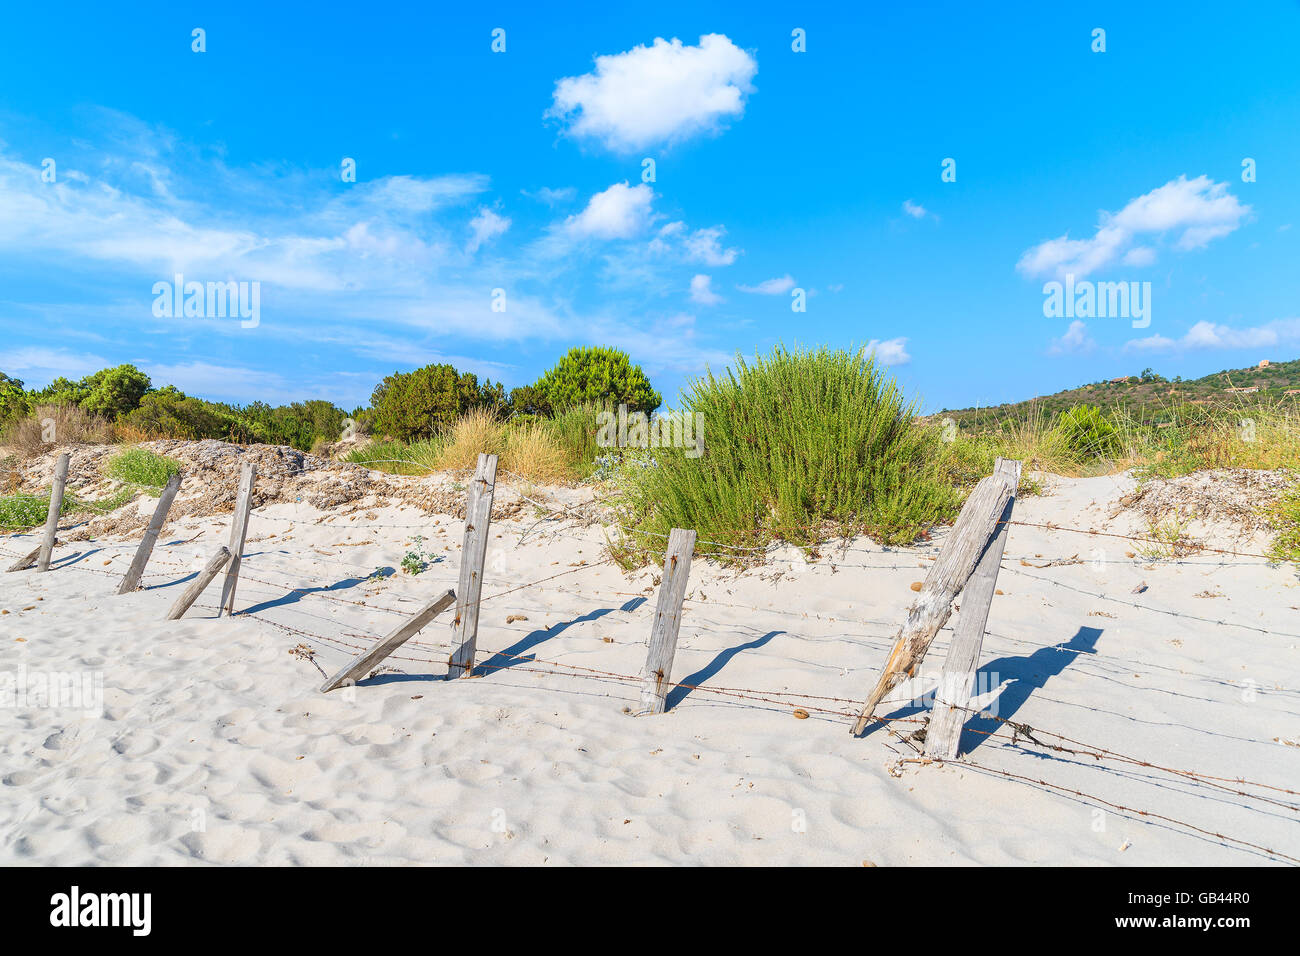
[1267,485,1300,564]
[0,493,61,531]
[400,535,437,574]
[1137,514,1192,560]
[104,447,181,489]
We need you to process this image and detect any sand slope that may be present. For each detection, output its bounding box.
[2,471,1298,866]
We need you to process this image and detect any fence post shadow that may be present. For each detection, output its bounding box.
[961,625,1104,755]
[665,630,784,711]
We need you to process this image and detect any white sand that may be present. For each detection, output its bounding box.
[2,472,1298,866]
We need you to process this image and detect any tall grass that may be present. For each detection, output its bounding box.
[1,404,114,456]
[616,345,964,557]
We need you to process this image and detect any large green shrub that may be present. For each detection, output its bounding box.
[1053,404,1123,459]
[618,345,961,553]
[0,372,28,424]
[370,364,494,441]
[535,346,661,414]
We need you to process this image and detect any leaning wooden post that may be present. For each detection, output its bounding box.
[117,471,182,595]
[851,462,1020,736]
[322,589,457,692]
[165,546,232,620]
[925,458,1022,759]
[446,453,498,679]
[35,452,70,572]
[637,528,696,715]
[7,540,54,573]
[219,461,256,616]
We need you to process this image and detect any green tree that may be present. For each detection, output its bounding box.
[370,364,489,440]
[0,372,28,424]
[535,346,660,414]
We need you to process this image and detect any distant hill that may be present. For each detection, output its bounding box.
[936,358,1300,430]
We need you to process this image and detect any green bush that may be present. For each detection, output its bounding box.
[1053,404,1123,459]
[124,386,230,440]
[617,345,962,556]
[0,491,73,532]
[370,364,496,441]
[0,372,28,425]
[535,346,661,414]
[104,447,182,489]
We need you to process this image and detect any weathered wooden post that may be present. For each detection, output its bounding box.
[446,453,498,679]
[35,452,70,573]
[851,460,1021,736]
[321,589,457,692]
[165,546,232,620]
[925,458,1022,759]
[117,471,182,594]
[219,461,256,616]
[8,540,54,572]
[638,528,696,714]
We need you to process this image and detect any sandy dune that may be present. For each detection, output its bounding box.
[1,469,1297,866]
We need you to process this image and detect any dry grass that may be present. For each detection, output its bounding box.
[435,407,506,471]
[503,422,572,483]
[1,404,115,458]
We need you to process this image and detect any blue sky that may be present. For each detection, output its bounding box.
[1,1,1298,413]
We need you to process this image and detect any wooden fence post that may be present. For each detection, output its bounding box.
[446,453,498,679]
[638,528,696,714]
[219,461,256,616]
[851,461,1021,736]
[35,452,70,573]
[321,588,457,692]
[117,471,182,595]
[7,540,55,573]
[925,458,1022,759]
[165,546,232,620]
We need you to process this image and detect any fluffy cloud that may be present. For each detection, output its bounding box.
[650,222,740,266]
[737,275,795,295]
[902,199,927,219]
[547,34,757,152]
[1017,175,1250,279]
[867,337,910,365]
[1048,320,1095,356]
[1126,317,1300,353]
[689,274,722,305]
[563,182,655,239]
[466,207,510,253]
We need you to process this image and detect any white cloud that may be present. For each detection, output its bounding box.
[0,345,109,381]
[1017,175,1250,280]
[866,337,910,365]
[737,274,795,295]
[466,207,510,253]
[564,182,655,239]
[689,274,722,305]
[1048,320,1095,356]
[547,34,757,152]
[1124,317,1300,353]
[522,186,576,205]
[650,222,740,266]
[902,199,927,219]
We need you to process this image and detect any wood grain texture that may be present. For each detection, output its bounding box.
[638,528,697,714]
[35,452,70,573]
[322,588,457,692]
[447,453,498,679]
[165,546,232,620]
[117,472,182,595]
[851,463,1020,735]
[219,462,256,615]
[924,458,1021,759]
